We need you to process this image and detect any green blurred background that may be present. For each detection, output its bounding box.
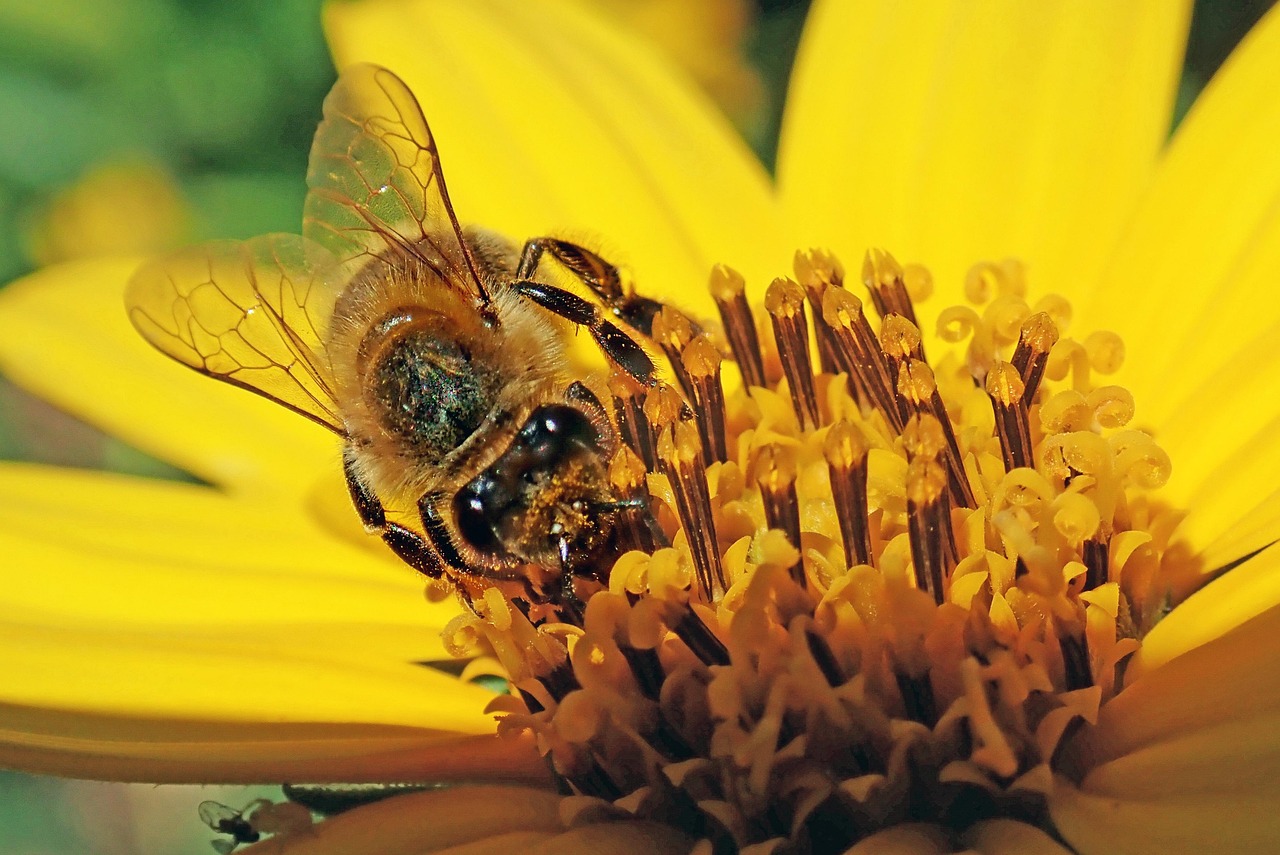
[0,0,1272,851]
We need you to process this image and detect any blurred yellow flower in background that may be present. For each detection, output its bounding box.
[1,0,1279,853]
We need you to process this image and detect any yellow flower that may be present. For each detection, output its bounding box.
[2,1,1279,853]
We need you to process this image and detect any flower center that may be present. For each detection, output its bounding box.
[445,248,1186,850]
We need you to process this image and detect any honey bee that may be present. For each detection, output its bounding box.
[126,64,659,614]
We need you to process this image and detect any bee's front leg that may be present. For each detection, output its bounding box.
[342,447,446,580]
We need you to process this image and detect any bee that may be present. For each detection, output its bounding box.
[199,799,312,854]
[126,64,659,615]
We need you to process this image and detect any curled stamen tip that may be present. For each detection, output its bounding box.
[1020,312,1059,353]
[986,362,1026,406]
[906,456,947,505]
[821,285,862,328]
[880,314,922,359]
[903,262,934,302]
[898,359,936,403]
[823,419,868,468]
[709,263,747,301]
[681,334,721,378]
[862,247,904,289]
[765,277,806,317]
[793,247,844,288]
[902,413,946,460]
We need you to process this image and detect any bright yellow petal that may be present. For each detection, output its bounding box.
[324,0,782,316]
[1052,782,1280,855]
[0,464,452,649]
[0,259,335,495]
[961,819,1074,855]
[239,786,564,854]
[779,0,1190,306]
[1069,6,1280,566]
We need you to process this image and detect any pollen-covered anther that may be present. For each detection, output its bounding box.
[822,418,872,567]
[656,417,724,600]
[903,414,958,603]
[986,361,1033,471]
[609,445,665,554]
[609,374,656,470]
[793,247,845,376]
[1011,311,1059,404]
[819,286,903,431]
[709,263,767,389]
[765,277,820,429]
[651,306,697,395]
[863,247,923,346]
[753,443,805,586]
[680,334,728,463]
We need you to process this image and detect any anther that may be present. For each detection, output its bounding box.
[794,248,845,376]
[823,419,872,568]
[651,306,697,397]
[710,264,767,390]
[754,443,805,587]
[1010,312,1058,406]
[903,415,957,604]
[609,446,666,553]
[657,418,725,600]
[681,334,729,464]
[765,277,821,430]
[863,248,925,358]
[819,287,904,433]
[610,375,656,470]
[986,362,1034,472]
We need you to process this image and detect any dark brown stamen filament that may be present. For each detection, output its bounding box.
[896,359,976,509]
[1011,312,1058,406]
[755,443,805,587]
[710,264,767,390]
[820,287,905,433]
[652,306,697,398]
[864,248,926,361]
[904,415,958,604]
[794,248,846,377]
[1082,535,1109,592]
[682,334,729,464]
[611,375,656,471]
[986,362,1033,471]
[656,414,725,599]
[766,277,821,430]
[823,419,872,568]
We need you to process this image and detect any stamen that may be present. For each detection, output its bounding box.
[651,306,697,397]
[903,415,958,603]
[609,446,667,554]
[819,287,904,432]
[610,375,656,471]
[863,248,925,357]
[710,264,767,390]
[822,419,872,568]
[656,415,725,600]
[1081,535,1109,592]
[754,443,805,587]
[681,334,729,464]
[1010,312,1059,405]
[986,362,1033,471]
[794,248,845,377]
[895,359,976,509]
[1058,631,1094,691]
[765,277,821,429]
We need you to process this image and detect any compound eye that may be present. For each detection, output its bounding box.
[454,486,499,551]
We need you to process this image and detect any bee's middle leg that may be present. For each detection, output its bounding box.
[343,447,446,580]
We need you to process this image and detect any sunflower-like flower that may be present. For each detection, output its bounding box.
[2,1,1279,853]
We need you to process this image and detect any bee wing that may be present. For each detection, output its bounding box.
[304,63,490,303]
[198,800,240,831]
[126,234,346,435]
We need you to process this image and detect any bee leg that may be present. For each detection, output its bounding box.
[510,278,656,386]
[343,449,446,580]
[517,237,666,336]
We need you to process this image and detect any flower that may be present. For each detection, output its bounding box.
[2,0,1280,853]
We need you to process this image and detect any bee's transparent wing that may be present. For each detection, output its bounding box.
[126,234,345,434]
[304,63,489,302]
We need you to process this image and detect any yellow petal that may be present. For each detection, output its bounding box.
[0,463,453,654]
[961,819,1074,855]
[1134,534,1280,674]
[1071,604,1280,763]
[240,785,564,854]
[324,0,783,315]
[1072,6,1280,566]
[0,258,335,495]
[1052,781,1280,855]
[779,0,1190,305]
